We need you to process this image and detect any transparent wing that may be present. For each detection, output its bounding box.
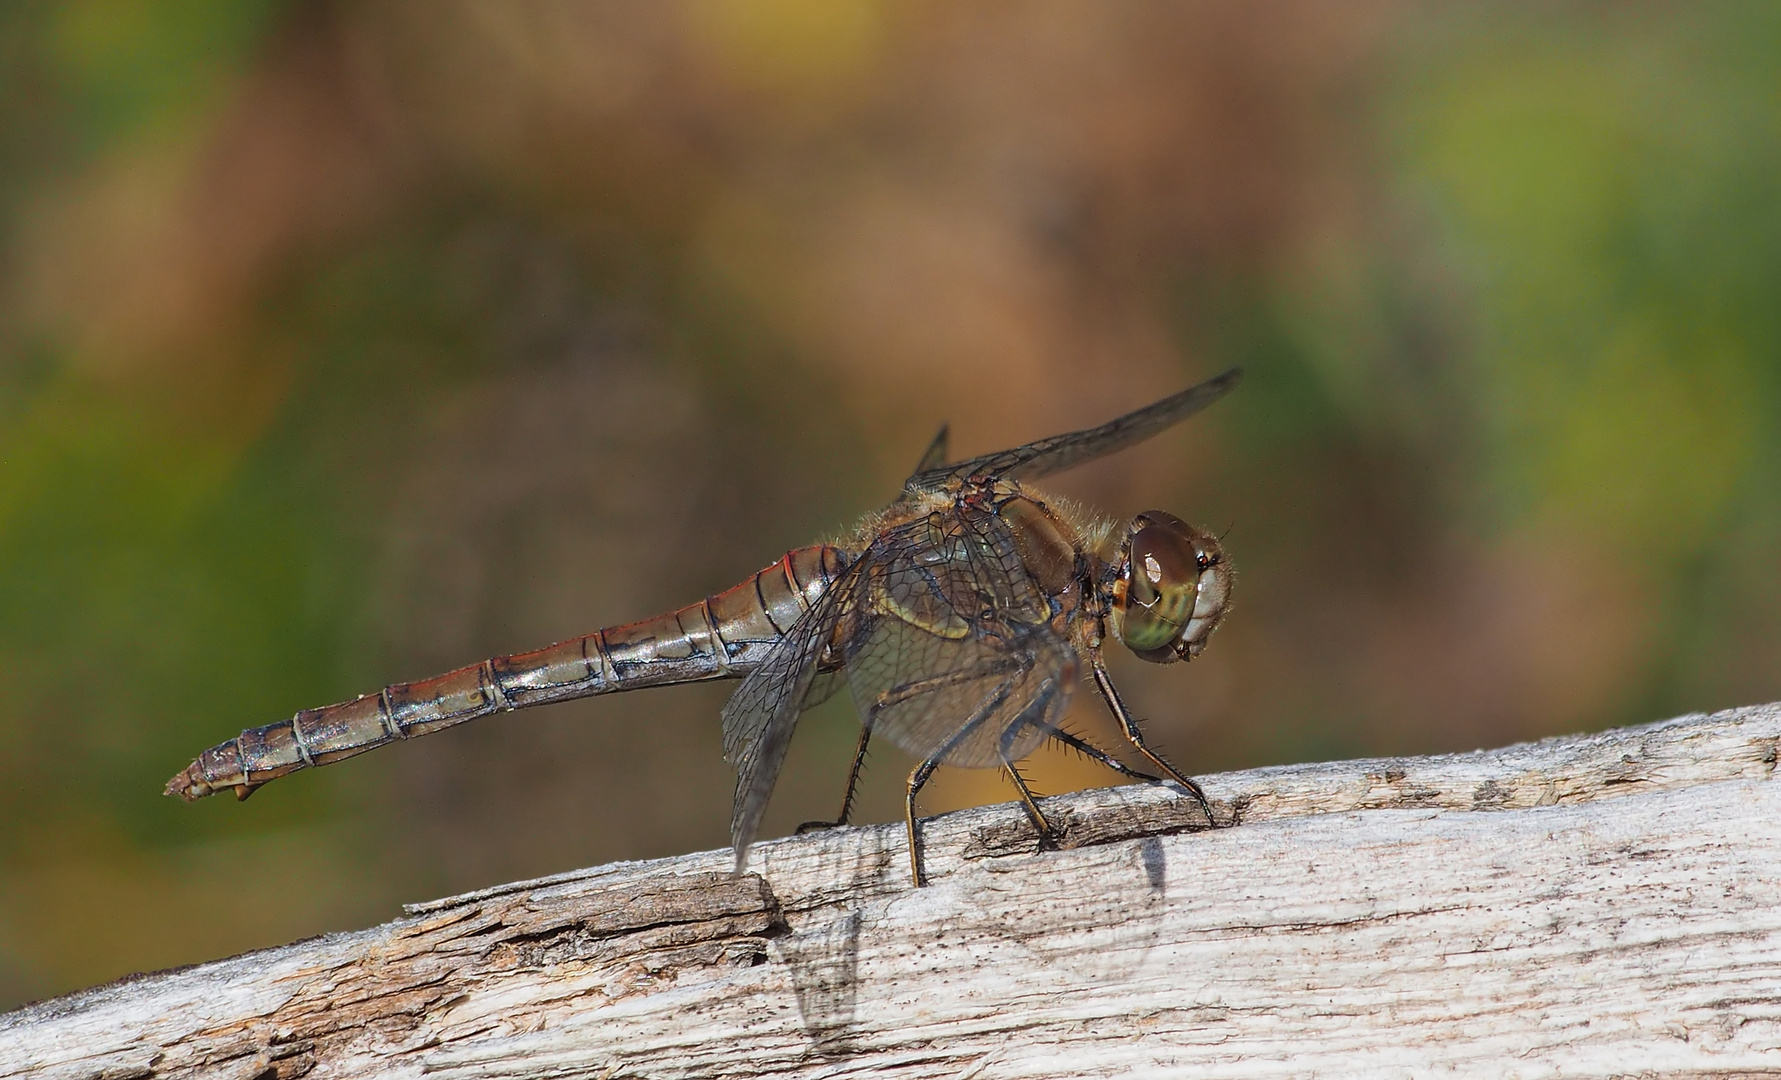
[802,669,846,710]
[841,507,1077,767]
[907,368,1240,490]
[888,423,950,504]
[911,422,950,476]
[846,617,1077,768]
[721,563,856,866]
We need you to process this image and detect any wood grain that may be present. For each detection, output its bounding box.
[6,704,1781,1078]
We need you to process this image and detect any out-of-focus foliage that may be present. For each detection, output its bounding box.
[1,1,1777,1007]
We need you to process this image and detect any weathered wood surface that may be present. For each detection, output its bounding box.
[7,704,1781,1079]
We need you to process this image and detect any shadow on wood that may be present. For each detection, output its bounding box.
[6,704,1781,1078]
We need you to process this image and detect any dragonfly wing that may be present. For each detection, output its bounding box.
[911,422,950,476]
[802,669,846,709]
[721,564,855,868]
[887,423,951,503]
[907,367,1240,490]
[846,617,1077,768]
[842,506,1076,767]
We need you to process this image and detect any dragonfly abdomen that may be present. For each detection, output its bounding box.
[165,546,843,802]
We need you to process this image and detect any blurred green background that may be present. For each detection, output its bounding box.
[3,1,1779,1008]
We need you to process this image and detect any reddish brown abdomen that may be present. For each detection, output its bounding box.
[166,546,843,801]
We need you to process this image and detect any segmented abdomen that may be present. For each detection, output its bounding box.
[166,546,843,801]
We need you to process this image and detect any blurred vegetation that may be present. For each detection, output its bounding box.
[2,1,1778,1007]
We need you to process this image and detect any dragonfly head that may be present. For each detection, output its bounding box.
[1109,511,1231,664]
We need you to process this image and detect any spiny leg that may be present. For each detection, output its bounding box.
[1000,759,1055,851]
[1047,728,1163,785]
[1091,658,1216,826]
[995,692,1063,848]
[797,723,873,834]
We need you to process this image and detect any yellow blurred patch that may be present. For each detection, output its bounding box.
[685,0,886,100]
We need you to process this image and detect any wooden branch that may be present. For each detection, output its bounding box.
[8,704,1781,1078]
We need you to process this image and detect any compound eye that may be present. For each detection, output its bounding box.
[1114,512,1200,657]
[1128,523,1196,599]
[1112,510,1231,664]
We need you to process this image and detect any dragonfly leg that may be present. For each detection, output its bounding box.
[1091,658,1217,827]
[1000,760,1056,851]
[1047,728,1164,785]
[796,723,873,834]
[798,660,1017,837]
[904,756,945,888]
[996,699,1065,849]
[903,675,1020,886]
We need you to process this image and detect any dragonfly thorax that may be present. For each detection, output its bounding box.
[1108,510,1231,664]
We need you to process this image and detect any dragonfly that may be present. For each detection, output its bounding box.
[168,368,1241,885]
